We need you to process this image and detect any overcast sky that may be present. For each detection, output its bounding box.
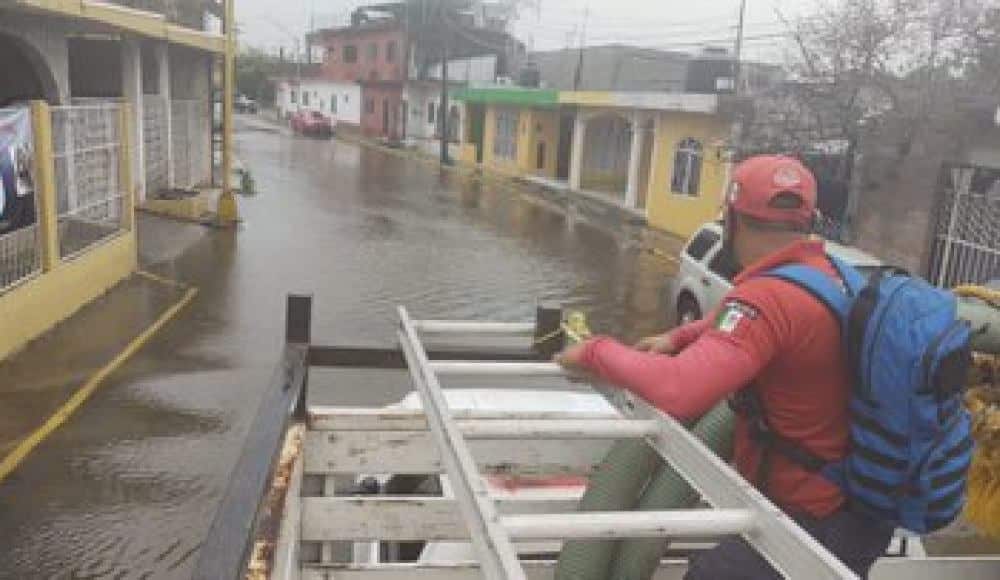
[236,0,817,62]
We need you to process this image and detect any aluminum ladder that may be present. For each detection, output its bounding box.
[396,306,859,580]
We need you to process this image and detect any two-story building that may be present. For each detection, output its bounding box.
[278,2,521,144]
[309,18,408,140]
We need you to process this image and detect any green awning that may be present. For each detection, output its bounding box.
[452,87,560,107]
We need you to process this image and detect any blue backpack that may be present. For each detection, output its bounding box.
[743,256,974,534]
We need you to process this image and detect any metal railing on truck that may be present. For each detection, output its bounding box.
[190,295,553,580]
[193,296,1000,580]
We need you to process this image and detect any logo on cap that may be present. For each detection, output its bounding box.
[773,165,803,188]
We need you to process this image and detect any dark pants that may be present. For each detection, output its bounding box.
[685,509,894,580]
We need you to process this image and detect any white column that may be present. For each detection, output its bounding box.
[569,113,587,191]
[121,37,146,203]
[157,42,174,188]
[625,112,644,209]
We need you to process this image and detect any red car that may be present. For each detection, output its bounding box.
[290,110,333,137]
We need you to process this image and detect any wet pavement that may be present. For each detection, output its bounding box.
[0,116,678,579]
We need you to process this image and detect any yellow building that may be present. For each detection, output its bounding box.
[0,1,230,360]
[645,110,731,239]
[454,88,732,241]
[459,89,564,180]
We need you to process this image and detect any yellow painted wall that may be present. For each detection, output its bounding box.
[481,105,559,179]
[481,105,520,176]
[0,232,137,361]
[646,112,730,240]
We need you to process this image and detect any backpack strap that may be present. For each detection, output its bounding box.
[733,256,862,494]
[764,260,856,324]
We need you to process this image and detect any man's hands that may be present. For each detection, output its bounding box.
[553,341,589,373]
[555,330,680,382]
[633,332,680,355]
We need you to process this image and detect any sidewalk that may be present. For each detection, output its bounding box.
[0,271,192,461]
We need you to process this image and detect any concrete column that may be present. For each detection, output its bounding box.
[625,113,644,209]
[30,101,59,271]
[157,42,174,188]
[569,113,587,191]
[121,38,145,203]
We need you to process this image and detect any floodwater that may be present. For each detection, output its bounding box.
[0,116,677,579]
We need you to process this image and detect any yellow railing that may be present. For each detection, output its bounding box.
[0,101,137,361]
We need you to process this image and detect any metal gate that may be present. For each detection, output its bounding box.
[927,163,1000,287]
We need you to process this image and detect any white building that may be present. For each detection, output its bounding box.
[402,54,498,149]
[276,79,362,129]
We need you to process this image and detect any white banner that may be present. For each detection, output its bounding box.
[0,107,36,234]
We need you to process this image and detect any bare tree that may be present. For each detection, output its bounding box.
[738,0,1000,247]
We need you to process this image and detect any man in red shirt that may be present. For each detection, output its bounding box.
[557,155,893,579]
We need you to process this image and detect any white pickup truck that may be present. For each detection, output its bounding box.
[664,221,884,326]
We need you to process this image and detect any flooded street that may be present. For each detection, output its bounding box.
[0,117,676,579]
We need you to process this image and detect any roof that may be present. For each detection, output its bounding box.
[452,87,560,107]
[453,86,719,114]
[528,45,690,92]
[309,18,403,42]
[560,91,719,114]
[5,0,225,53]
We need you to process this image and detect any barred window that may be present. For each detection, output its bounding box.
[671,138,703,196]
[493,110,519,161]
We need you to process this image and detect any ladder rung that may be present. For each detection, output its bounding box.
[458,419,657,439]
[501,509,756,540]
[415,320,535,335]
[430,361,564,376]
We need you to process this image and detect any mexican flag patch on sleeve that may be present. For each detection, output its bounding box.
[714,301,759,334]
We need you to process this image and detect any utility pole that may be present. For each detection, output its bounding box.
[572,4,589,91]
[439,1,452,165]
[733,0,747,96]
[721,0,747,203]
[217,0,239,223]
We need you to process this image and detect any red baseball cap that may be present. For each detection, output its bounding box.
[727,155,817,227]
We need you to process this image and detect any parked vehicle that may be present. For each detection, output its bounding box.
[290,110,333,137]
[664,221,884,326]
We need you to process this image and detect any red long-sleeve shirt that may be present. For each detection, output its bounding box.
[579,240,850,517]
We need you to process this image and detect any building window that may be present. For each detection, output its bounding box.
[428,102,436,124]
[367,42,378,62]
[330,95,338,114]
[290,89,297,104]
[493,109,519,161]
[671,138,703,196]
[685,228,720,260]
[303,91,310,107]
[344,45,358,63]
[365,98,375,114]
[387,40,397,62]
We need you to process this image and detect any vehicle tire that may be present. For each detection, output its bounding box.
[676,294,702,325]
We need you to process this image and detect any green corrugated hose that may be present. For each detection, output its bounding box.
[609,402,736,580]
[554,402,736,580]
[553,438,663,580]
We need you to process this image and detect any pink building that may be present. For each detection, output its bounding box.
[314,21,407,140]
